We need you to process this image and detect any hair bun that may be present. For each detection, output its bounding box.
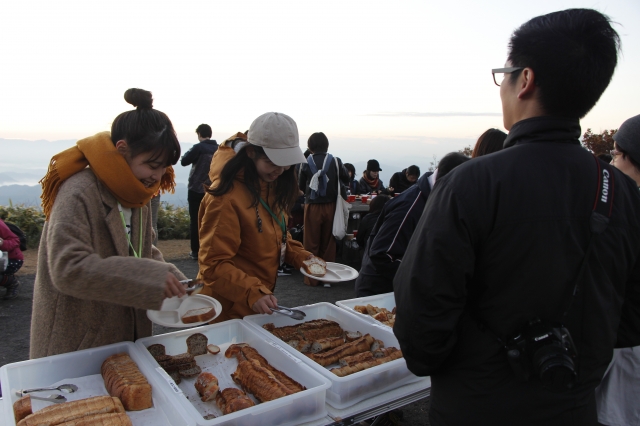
[124,88,153,109]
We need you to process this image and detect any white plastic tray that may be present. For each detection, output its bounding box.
[135,320,331,426]
[335,292,396,328]
[244,302,420,409]
[0,341,194,426]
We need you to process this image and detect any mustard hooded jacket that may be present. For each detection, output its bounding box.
[197,145,311,322]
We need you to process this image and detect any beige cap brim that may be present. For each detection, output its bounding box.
[263,145,307,167]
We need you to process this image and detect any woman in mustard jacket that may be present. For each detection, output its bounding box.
[197,113,319,322]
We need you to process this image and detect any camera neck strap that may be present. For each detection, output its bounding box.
[560,156,615,318]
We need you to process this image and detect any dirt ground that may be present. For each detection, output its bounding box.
[3,240,430,425]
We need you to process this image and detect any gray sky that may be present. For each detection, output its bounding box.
[1,0,639,173]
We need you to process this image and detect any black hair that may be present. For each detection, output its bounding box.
[344,163,356,177]
[406,165,420,177]
[207,145,298,213]
[507,9,620,118]
[308,132,329,153]
[437,152,470,181]
[614,145,640,174]
[368,194,391,214]
[303,149,312,159]
[111,88,181,166]
[597,153,612,164]
[472,128,507,158]
[196,124,212,139]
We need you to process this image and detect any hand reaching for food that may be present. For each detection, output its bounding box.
[252,294,278,314]
[164,272,187,299]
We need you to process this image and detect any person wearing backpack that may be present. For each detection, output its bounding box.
[0,218,24,300]
[298,132,350,287]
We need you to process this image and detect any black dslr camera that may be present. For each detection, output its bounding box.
[505,317,578,392]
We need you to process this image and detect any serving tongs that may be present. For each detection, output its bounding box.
[19,394,68,403]
[270,305,307,321]
[180,279,204,295]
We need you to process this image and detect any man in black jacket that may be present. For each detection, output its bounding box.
[394,9,640,426]
[181,124,218,260]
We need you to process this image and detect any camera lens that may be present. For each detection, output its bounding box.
[534,344,576,391]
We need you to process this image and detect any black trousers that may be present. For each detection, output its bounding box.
[188,190,205,254]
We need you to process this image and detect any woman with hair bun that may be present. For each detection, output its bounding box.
[30,88,188,359]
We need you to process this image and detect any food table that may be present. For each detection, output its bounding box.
[1,297,430,426]
[346,200,370,233]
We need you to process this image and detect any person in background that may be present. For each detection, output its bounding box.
[343,163,359,195]
[471,128,507,158]
[359,159,385,194]
[394,10,640,425]
[181,124,219,260]
[298,132,350,287]
[0,218,24,300]
[30,88,187,359]
[595,114,640,426]
[354,153,469,297]
[355,194,391,248]
[197,113,319,321]
[388,165,420,195]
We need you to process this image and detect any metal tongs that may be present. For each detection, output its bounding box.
[16,384,78,403]
[270,305,307,321]
[180,279,204,295]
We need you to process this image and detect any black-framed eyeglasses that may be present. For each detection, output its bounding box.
[492,67,524,86]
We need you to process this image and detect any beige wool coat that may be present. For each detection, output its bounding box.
[30,169,186,359]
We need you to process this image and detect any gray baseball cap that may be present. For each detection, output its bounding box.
[614,114,640,164]
[248,112,306,166]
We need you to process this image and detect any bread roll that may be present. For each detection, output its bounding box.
[13,395,32,423]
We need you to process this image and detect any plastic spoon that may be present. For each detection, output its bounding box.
[18,384,78,395]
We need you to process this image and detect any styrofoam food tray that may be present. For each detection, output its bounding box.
[135,320,331,426]
[244,302,420,409]
[336,292,396,328]
[147,294,222,328]
[0,341,194,426]
[299,262,359,283]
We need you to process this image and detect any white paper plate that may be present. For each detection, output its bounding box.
[299,262,359,283]
[147,294,222,328]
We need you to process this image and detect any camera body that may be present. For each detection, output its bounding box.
[505,317,578,392]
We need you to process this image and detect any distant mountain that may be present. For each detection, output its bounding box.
[0,183,189,208]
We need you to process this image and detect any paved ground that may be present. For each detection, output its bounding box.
[0,250,429,425]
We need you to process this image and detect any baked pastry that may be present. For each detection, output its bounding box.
[101,353,153,411]
[182,307,216,324]
[308,334,375,367]
[13,395,32,423]
[215,388,255,414]
[179,365,202,378]
[56,412,132,426]
[16,396,125,426]
[146,344,166,358]
[194,372,219,402]
[231,359,294,402]
[302,258,327,277]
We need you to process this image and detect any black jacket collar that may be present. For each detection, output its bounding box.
[504,116,581,149]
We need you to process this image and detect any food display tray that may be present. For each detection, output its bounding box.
[135,320,331,426]
[243,302,420,410]
[335,292,396,328]
[0,341,194,426]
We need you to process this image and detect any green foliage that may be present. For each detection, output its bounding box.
[157,201,191,240]
[0,202,46,249]
[0,201,190,248]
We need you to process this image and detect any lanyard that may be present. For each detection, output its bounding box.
[117,202,143,258]
[259,198,286,243]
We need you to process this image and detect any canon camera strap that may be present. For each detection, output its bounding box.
[560,155,615,318]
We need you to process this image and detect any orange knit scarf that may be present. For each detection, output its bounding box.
[40,131,175,219]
